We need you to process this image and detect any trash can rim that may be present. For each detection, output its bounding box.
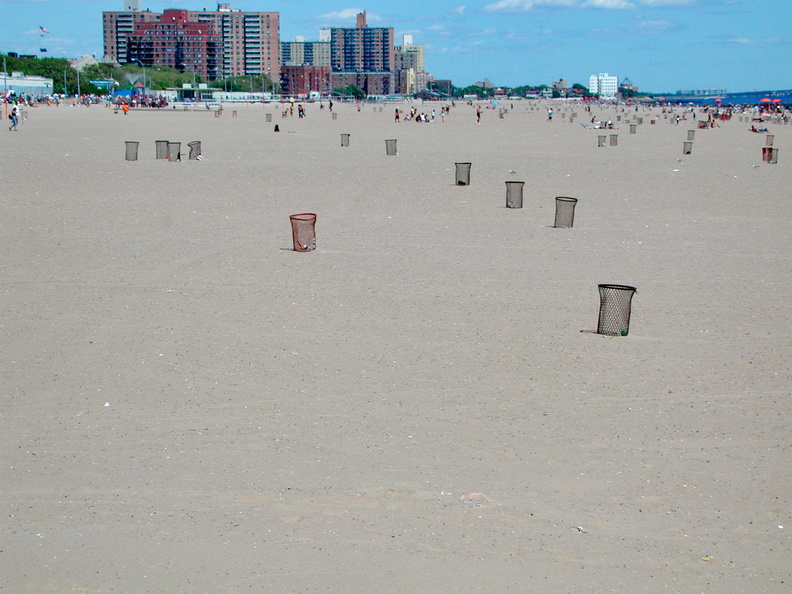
[598,284,637,292]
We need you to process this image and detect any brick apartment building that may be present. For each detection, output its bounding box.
[103,1,279,81]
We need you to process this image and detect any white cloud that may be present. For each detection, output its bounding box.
[636,19,671,33]
[450,5,467,14]
[484,0,693,10]
[582,0,635,8]
[728,37,778,46]
[484,0,577,12]
[318,8,382,23]
[640,0,695,5]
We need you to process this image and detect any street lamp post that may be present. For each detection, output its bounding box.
[134,60,146,97]
[3,55,8,120]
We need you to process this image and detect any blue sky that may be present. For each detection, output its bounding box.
[2,0,789,92]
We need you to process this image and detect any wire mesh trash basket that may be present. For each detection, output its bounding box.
[683,141,693,155]
[290,213,317,252]
[167,141,181,161]
[266,113,272,122]
[766,134,774,146]
[610,134,618,146]
[332,112,338,120]
[598,135,606,147]
[341,133,350,147]
[385,139,398,156]
[155,140,169,159]
[630,124,637,134]
[455,162,471,185]
[505,181,524,208]
[687,130,695,141]
[125,141,139,161]
[597,284,637,336]
[554,196,578,228]
[188,141,201,160]
[768,148,778,164]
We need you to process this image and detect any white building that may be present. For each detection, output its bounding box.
[589,73,619,100]
[1,72,54,96]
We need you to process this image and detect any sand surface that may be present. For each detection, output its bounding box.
[2,100,790,592]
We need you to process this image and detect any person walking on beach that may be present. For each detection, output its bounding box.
[547,108,553,121]
[395,107,400,123]
[9,104,19,131]
[476,105,482,124]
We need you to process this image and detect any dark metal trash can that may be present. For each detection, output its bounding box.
[188,141,201,160]
[290,213,317,252]
[168,141,181,161]
[125,141,139,161]
[155,140,169,159]
[505,181,524,209]
[597,284,637,336]
[455,162,471,186]
[554,196,578,228]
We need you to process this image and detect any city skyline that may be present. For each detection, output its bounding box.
[1,0,789,93]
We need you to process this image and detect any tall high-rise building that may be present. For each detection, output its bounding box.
[329,12,395,95]
[394,34,426,94]
[126,10,222,80]
[102,9,159,65]
[589,73,619,100]
[394,35,424,73]
[281,37,330,67]
[103,2,279,80]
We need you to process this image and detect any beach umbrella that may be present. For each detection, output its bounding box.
[759,98,772,103]
[773,99,781,104]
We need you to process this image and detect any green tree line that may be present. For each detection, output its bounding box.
[2,53,277,95]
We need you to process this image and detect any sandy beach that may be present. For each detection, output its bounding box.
[2,100,790,592]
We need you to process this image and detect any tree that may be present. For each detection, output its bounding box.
[451,84,485,98]
[208,74,278,93]
[332,85,365,99]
